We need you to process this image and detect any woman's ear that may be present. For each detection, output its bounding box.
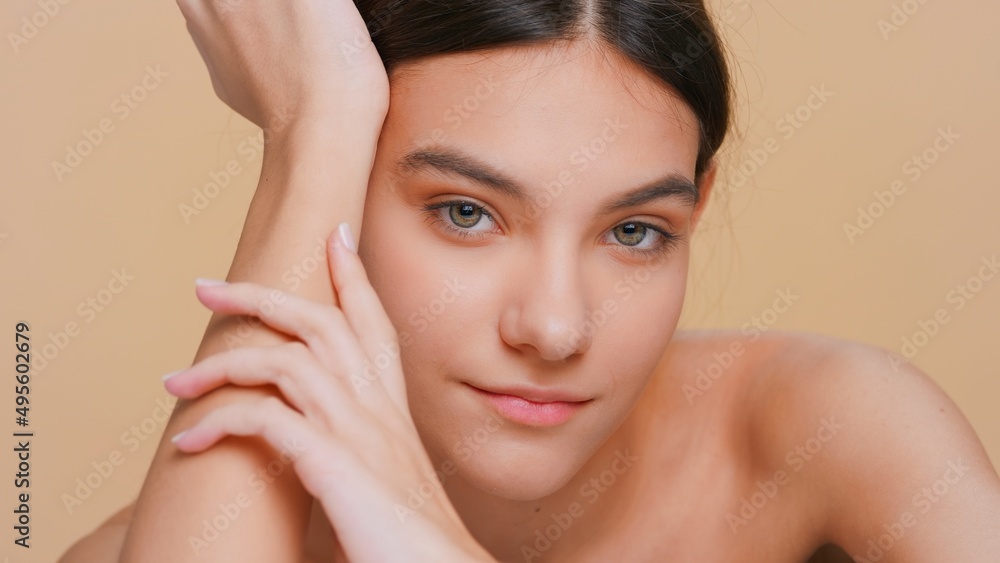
[690,159,718,232]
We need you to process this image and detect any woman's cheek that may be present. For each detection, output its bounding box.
[607,271,686,389]
[360,236,438,333]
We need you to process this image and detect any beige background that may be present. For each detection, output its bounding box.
[2,0,998,560]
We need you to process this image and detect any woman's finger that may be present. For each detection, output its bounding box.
[328,226,410,412]
[163,342,362,435]
[192,278,401,412]
[193,279,369,382]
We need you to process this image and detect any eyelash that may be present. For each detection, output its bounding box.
[421,199,682,259]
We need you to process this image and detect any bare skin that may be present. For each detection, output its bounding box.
[293,328,1000,563]
[59,2,1000,561]
[64,327,1000,562]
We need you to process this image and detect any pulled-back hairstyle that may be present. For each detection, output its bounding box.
[354,0,733,187]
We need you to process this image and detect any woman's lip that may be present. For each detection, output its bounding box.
[466,384,590,427]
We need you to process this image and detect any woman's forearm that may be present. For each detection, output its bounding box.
[119,114,385,562]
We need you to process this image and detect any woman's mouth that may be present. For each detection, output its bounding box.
[465,383,591,427]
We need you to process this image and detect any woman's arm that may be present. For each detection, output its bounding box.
[110,0,390,557]
[117,113,386,562]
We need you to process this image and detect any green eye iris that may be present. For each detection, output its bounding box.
[613,222,648,246]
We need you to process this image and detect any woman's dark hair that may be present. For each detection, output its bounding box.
[354,0,733,188]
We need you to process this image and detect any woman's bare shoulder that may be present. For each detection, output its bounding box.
[702,327,984,467]
[719,329,1000,560]
[662,328,863,449]
[668,327,926,412]
[662,328,829,398]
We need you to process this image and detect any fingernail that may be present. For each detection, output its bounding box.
[162,369,185,381]
[337,222,357,253]
[171,430,188,444]
[195,277,228,287]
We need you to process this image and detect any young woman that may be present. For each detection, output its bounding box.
[61,0,1000,561]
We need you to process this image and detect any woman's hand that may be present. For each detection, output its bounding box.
[162,224,493,563]
[176,0,389,131]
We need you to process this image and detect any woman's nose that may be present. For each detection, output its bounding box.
[498,250,594,362]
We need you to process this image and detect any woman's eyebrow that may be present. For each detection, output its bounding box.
[397,147,524,200]
[396,146,699,213]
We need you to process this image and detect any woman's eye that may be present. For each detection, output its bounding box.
[447,201,489,229]
[422,200,680,257]
[612,222,652,247]
[606,221,681,258]
[422,199,497,239]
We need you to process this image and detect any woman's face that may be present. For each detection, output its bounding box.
[358,39,712,500]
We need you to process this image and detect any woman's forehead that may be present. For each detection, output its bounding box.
[380,41,701,194]
[387,40,695,120]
